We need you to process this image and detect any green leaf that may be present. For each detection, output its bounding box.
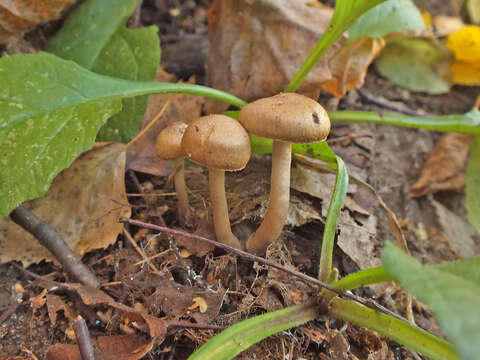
[285,0,388,92]
[94,26,160,142]
[382,243,480,360]
[47,0,160,142]
[46,0,138,69]
[318,155,348,281]
[188,303,318,360]
[0,52,246,218]
[375,36,453,95]
[349,0,425,43]
[466,136,480,233]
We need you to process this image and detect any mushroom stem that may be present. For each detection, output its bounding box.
[173,157,190,226]
[246,140,291,254]
[209,168,243,249]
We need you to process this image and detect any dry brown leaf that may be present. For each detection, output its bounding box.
[432,15,465,37]
[46,335,153,360]
[322,37,385,97]
[206,0,343,112]
[431,197,480,258]
[67,283,166,339]
[410,133,473,197]
[126,67,205,176]
[150,280,223,324]
[46,294,76,326]
[0,143,131,265]
[0,0,74,44]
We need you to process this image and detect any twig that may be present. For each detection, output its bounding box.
[129,0,143,28]
[9,205,99,288]
[118,217,412,324]
[127,170,144,194]
[73,315,96,360]
[122,228,159,272]
[0,302,21,324]
[165,320,225,330]
[358,87,430,117]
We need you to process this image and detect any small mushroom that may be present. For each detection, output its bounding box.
[155,122,191,226]
[238,93,330,254]
[182,114,251,249]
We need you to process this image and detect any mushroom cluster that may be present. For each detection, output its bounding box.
[155,93,330,254]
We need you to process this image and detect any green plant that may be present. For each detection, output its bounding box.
[1,0,479,359]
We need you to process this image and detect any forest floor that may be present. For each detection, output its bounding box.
[1,0,479,359]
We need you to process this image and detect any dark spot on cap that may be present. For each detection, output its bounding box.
[195,125,200,132]
[312,112,319,124]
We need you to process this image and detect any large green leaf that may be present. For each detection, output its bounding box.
[47,0,160,142]
[466,136,480,233]
[0,52,246,218]
[349,0,425,43]
[382,243,480,360]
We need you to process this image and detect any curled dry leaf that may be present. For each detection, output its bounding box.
[206,0,343,112]
[126,67,205,176]
[46,335,153,360]
[411,133,473,197]
[0,0,75,44]
[0,143,131,265]
[321,37,385,97]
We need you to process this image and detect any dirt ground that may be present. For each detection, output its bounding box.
[1,0,479,359]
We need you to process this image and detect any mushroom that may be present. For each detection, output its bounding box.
[155,122,191,226]
[238,93,330,254]
[182,114,251,249]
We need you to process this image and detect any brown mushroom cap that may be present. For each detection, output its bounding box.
[238,93,330,143]
[182,114,251,171]
[155,122,188,160]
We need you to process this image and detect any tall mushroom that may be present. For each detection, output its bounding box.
[182,114,251,249]
[155,122,191,226]
[238,93,330,254]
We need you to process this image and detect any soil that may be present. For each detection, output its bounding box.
[1,0,479,359]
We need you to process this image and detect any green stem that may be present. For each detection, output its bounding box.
[329,110,480,135]
[318,156,348,282]
[188,302,318,360]
[332,266,392,291]
[285,0,387,93]
[121,81,248,109]
[285,28,339,93]
[330,298,459,360]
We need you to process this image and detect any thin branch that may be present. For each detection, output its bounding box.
[74,315,96,360]
[118,217,411,324]
[122,227,159,272]
[9,205,99,288]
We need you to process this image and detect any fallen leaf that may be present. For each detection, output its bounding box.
[0,0,75,44]
[375,36,453,94]
[46,294,76,326]
[322,37,385,97]
[410,133,473,197]
[0,143,131,265]
[206,0,343,112]
[68,283,166,339]
[126,68,204,176]
[432,15,465,37]
[431,197,479,258]
[447,25,480,85]
[150,280,223,324]
[46,335,153,360]
[348,0,425,43]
